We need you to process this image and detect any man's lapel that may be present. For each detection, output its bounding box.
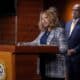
[67,21,72,38]
[68,19,80,39]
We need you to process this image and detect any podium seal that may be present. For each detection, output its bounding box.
[0,63,6,80]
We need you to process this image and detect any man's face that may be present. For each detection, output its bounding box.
[72,4,80,19]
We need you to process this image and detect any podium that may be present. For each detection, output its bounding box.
[0,45,58,80]
[0,45,15,80]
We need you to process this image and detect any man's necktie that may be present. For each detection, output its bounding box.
[69,20,76,36]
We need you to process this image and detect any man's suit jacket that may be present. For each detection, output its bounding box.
[65,19,80,54]
[65,19,80,80]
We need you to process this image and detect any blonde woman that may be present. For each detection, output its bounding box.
[36,8,68,80]
[20,8,67,80]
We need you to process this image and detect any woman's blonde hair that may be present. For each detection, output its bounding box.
[38,7,59,30]
[38,11,45,31]
[46,7,60,28]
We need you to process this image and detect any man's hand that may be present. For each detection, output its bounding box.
[67,49,76,56]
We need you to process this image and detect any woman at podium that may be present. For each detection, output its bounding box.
[20,7,67,80]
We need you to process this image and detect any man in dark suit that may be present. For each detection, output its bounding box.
[65,4,80,80]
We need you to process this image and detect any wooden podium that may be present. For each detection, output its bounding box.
[0,45,58,80]
[0,45,15,80]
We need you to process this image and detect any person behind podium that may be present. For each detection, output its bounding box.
[22,8,67,80]
[65,4,80,80]
[38,7,67,80]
